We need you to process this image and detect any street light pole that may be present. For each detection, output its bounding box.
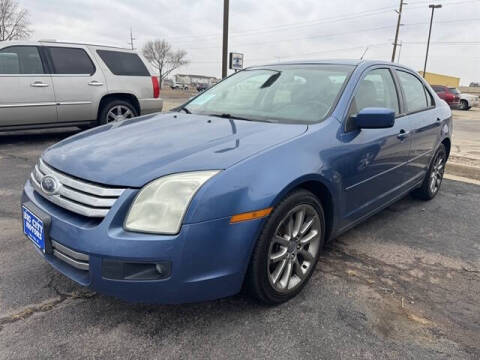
[423,4,442,78]
[222,0,229,79]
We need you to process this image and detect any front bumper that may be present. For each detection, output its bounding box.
[22,180,263,304]
[139,98,164,115]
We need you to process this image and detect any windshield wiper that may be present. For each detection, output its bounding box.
[177,106,191,114]
[207,113,275,123]
[208,113,251,121]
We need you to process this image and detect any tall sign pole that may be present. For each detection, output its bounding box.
[222,0,229,78]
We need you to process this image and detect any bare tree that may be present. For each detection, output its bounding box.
[0,0,32,41]
[142,40,188,88]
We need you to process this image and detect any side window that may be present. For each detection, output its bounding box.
[96,50,150,76]
[396,71,428,113]
[0,46,44,74]
[425,87,435,107]
[47,47,95,75]
[349,68,400,117]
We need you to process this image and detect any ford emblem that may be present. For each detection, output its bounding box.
[41,175,59,195]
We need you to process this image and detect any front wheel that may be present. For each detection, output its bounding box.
[412,144,447,200]
[245,190,325,305]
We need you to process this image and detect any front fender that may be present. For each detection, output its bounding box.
[183,119,342,227]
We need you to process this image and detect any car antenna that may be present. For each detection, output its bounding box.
[360,47,369,60]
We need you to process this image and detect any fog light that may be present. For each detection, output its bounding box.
[155,263,168,275]
[102,259,171,280]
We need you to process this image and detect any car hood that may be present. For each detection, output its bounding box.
[43,113,307,187]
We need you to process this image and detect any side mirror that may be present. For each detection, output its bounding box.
[354,107,395,129]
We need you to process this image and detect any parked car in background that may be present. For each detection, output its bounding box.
[431,85,460,109]
[171,83,189,90]
[196,83,209,92]
[22,60,452,305]
[459,93,479,110]
[0,40,163,131]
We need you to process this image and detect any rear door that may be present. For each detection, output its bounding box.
[395,70,440,180]
[0,45,57,127]
[341,67,414,223]
[45,45,105,123]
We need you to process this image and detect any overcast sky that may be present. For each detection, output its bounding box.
[21,0,480,84]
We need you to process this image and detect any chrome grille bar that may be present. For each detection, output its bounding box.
[52,240,89,271]
[31,159,126,218]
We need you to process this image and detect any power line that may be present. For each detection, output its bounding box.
[184,16,479,52]
[159,5,399,44]
[155,0,479,46]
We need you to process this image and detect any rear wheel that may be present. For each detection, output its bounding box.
[459,100,469,111]
[246,190,325,305]
[412,144,446,200]
[98,99,138,125]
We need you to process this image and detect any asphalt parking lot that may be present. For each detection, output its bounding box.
[1,124,479,359]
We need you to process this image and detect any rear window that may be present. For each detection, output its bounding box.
[97,50,150,76]
[47,47,95,75]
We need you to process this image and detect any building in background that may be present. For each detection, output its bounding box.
[418,71,460,87]
[175,74,219,86]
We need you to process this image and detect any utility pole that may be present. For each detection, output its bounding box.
[391,0,406,62]
[222,0,229,78]
[423,4,442,78]
[397,40,403,63]
[128,27,135,50]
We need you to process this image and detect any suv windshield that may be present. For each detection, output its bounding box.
[184,64,354,124]
[449,88,460,95]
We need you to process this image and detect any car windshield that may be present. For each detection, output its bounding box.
[449,88,460,95]
[184,64,354,124]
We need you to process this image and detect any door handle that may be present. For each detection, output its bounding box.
[30,81,49,88]
[397,129,410,140]
[88,81,104,86]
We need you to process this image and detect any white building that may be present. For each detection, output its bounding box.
[175,74,219,86]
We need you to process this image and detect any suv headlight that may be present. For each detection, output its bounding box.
[124,171,220,234]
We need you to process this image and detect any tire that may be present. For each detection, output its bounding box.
[412,144,447,200]
[460,100,469,111]
[245,189,325,305]
[98,99,138,125]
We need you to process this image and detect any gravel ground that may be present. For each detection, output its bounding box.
[0,121,479,359]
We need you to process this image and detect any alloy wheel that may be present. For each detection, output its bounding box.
[267,204,321,293]
[106,105,135,122]
[429,153,445,194]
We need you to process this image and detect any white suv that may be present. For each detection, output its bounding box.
[0,40,163,131]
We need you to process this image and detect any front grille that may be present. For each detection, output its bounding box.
[52,240,89,271]
[30,158,126,218]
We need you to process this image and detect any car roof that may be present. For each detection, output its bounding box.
[248,59,416,72]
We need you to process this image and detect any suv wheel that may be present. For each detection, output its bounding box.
[245,189,325,305]
[99,99,138,125]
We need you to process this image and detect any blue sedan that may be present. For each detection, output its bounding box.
[22,60,452,304]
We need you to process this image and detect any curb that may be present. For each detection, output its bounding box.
[445,162,480,182]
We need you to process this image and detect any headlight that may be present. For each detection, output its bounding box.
[124,171,220,234]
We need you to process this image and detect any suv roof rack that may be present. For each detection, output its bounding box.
[37,39,130,50]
